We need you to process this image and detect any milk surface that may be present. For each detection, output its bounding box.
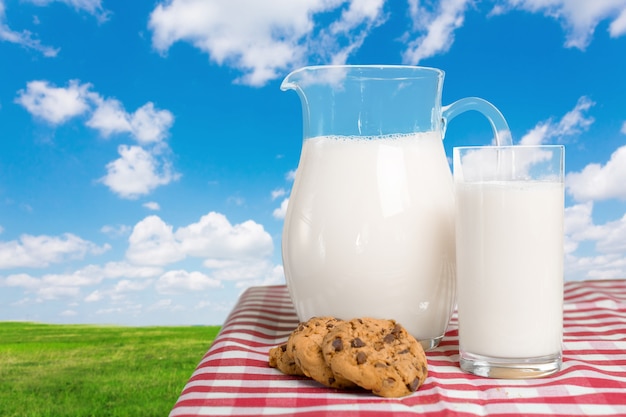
[282,132,456,342]
[455,181,564,358]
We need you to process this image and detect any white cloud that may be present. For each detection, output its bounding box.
[156,270,221,294]
[320,0,388,65]
[128,102,174,144]
[0,24,58,57]
[2,145,288,316]
[3,262,161,287]
[566,145,626,201]
[38,269,103,287]
[16,79,177,198]
[113,279,153,293]
[273,198,289,220]
[203,258,275,282]
[126,215,184,266]
[83,278,153,303]
[402,0,626,65]
[81,96,175,144]
[497,0,626,49]
[124,212,280,290]
[2,261,162,302]
[100,224,132,238]
[147,299,174,311]
[564,202,604,253]
[175,212,273,260]
[3,273,40,289]
[95,303,143,316]
[85,290,104,302]
[37,286,81,300]
[15,80,92,124]
[595,215,626,254]
[145,0,622,85]
[0,233,110,269]
[553,96,595,135]
[149,0,308,86]
[3,274,81,300]
[25,0,110,22]
[96,261,164,280]
[15,80,174,145]
[99,145,180,199]
[126,212,275,285]
[0,0,59,56]
[1,0,108,55]
[564,202,626,280]
[610,8,626,36]
[148,0,386,86]
[286,169,297,181]
[519,96,595,145]
[271,188,286,200]
[85,98,132,136]
[227,195,245,206]
[234,264,285,289]
[403,0,470,64]
[621,121,626,134]
[143,201,161,211]
[60,309,78,317]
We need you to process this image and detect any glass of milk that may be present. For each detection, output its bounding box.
[453,145,564,378]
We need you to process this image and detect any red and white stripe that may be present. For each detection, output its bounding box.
[170,280,626,417]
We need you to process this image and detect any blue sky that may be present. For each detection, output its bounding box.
[1,0,625,326]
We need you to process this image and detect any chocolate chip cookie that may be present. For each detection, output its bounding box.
[322,318,428,397]
[287,316,357,389]
[268,342,305,376]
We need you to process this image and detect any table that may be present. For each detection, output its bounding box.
[169,280,626,416]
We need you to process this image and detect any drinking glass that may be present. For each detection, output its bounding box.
[453,145,565,378]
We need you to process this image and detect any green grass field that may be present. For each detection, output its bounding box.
[0,322,220,417]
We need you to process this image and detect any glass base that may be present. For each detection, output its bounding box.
[460,350,562,379]
[420,335,444,351]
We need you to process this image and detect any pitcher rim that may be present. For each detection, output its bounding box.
[287,64,443,72]
[281,64,444,90]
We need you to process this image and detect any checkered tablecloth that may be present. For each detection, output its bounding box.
[169,280,626,417]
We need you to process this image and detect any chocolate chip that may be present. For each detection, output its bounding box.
[280,344,287,352]
[398,348,410,354]
[329,377,336,385]
[332,337,343,352]
[408,377,421,392]
[391,324,402,335]
[351,337,366,348]
[383,377,396,387]
[356,351,367,365]
[383,333,396,344]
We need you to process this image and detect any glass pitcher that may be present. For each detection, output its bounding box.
[281,65,511,350]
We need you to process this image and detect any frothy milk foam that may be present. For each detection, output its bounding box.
[456,181,564,358]
[282,132,456,342]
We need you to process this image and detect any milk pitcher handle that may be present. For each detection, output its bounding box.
[442,97,512,146]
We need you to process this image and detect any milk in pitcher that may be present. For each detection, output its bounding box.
[282,132,456,343]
